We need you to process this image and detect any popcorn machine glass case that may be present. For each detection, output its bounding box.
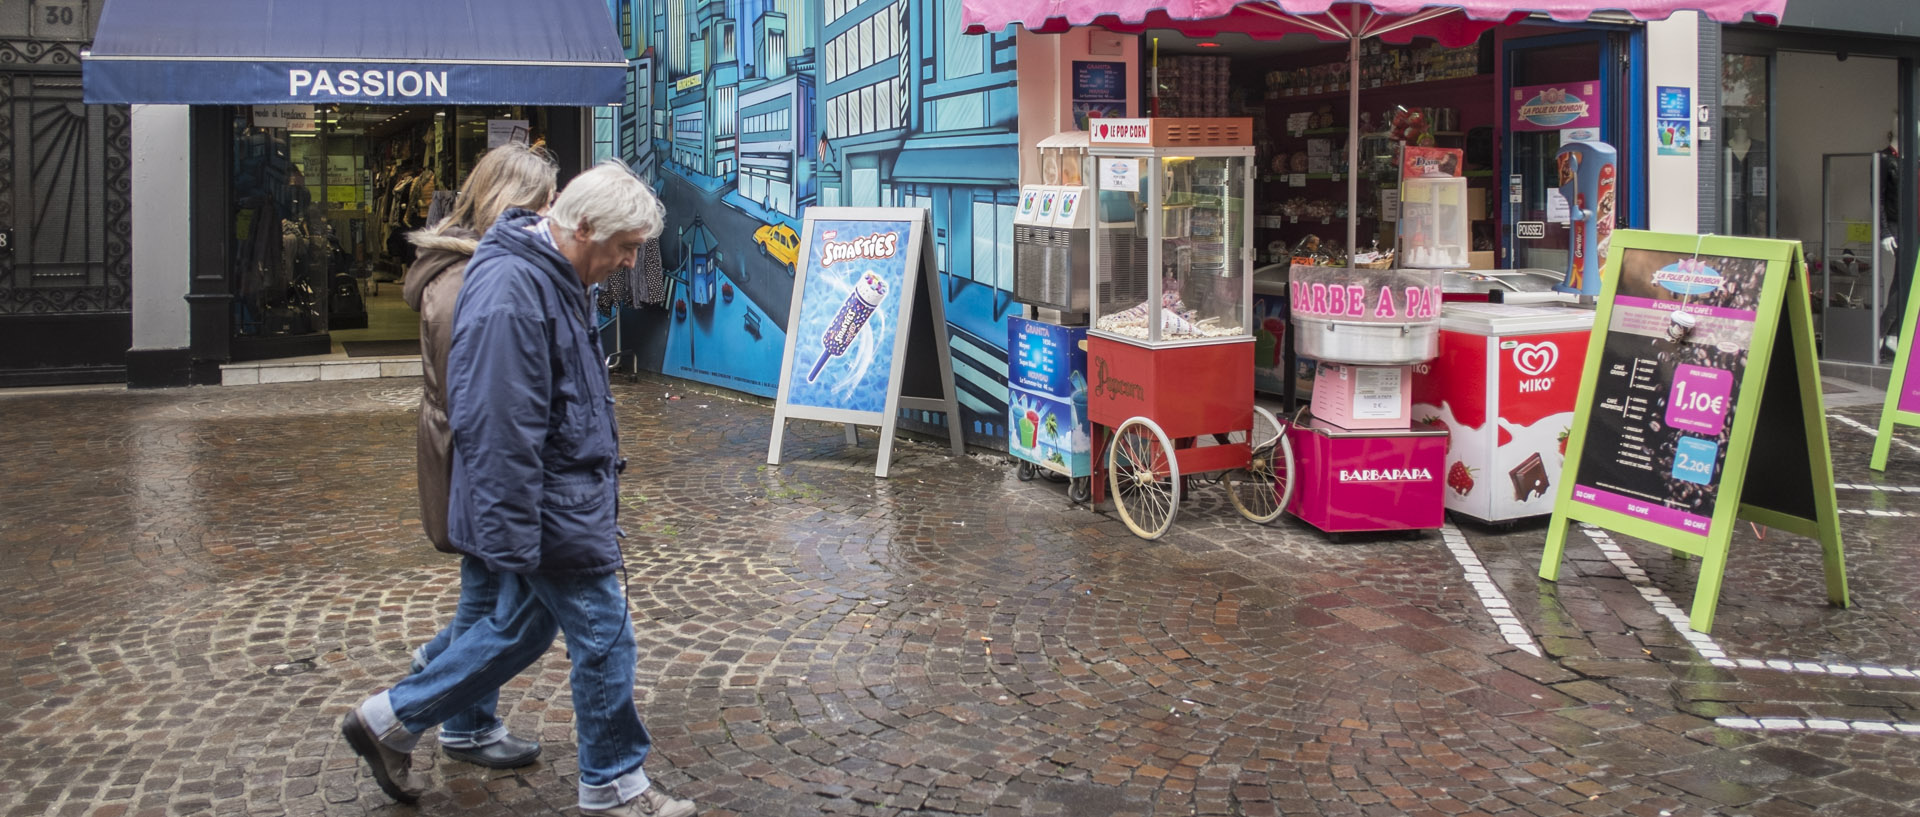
[1088,146,1255,347]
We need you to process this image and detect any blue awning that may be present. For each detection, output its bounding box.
[891,145,1018,185]
[84,0,626,106]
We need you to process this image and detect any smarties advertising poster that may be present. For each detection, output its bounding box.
[1571,248,1766,535]
[784,219,913,414]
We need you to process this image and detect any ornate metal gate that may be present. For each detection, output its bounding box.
[0,68,131,316]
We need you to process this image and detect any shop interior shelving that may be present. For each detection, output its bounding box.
[1252,50,1500,265]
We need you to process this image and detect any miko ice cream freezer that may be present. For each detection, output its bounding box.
[1411,303,1595,524]
[1007,317,1091,479]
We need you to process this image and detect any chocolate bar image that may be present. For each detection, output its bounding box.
[1510,452,1551,501]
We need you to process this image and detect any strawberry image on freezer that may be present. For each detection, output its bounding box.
[1446,461,1476,495]
[1419,415,1452,452]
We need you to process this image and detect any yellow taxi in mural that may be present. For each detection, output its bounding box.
[753,223,799,270]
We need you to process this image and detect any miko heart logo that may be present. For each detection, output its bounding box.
[822,230,837,240]
[1513,342,1559,376]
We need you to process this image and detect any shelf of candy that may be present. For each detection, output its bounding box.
[1265,39,1485,100]
[1155,55,1234,118]
[1259,234,1397,269]
[1258,194,1381,230]
[1264,140,1350,179]
[1093,278,1245,341]
[1282,235,1347,268]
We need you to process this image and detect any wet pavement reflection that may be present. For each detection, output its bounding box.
[0,376,1916,816]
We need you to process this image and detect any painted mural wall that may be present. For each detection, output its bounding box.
[610,0,1020,448]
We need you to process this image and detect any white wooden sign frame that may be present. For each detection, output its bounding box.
[766,207,965,477]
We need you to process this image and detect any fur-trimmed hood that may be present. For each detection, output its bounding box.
[402,226,482,310]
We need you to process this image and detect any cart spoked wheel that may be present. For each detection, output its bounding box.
[1227,406,1296,524]
[1068,477,1092,505]
[1109,417,1180,540]
[1017,461,1038,482]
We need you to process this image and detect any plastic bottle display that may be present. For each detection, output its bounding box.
[807,270,888,382]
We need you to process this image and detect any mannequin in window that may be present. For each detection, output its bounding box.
[1725,120,1768,236]
[1881,116,1908,354]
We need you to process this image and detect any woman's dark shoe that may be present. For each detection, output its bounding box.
[442,733,541,769]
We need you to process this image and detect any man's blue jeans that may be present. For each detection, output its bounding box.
[413,556,509,748]
[361,566,655,809]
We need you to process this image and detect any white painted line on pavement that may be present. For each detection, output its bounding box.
[1839,508,1920,517]
[1716,717,1920,735]
[1727,657,1920,678]
[1576,525,1730,660]
[1442,524,1540,657]
[1829,413,1920,455]
[1834,482,1920,493]
[1577,525,1920,680]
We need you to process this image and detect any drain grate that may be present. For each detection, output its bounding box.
[266,658,317,677]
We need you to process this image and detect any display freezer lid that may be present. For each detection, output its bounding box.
[1439,303,1595,335]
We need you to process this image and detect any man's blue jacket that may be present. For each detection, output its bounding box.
[446,209,623,576]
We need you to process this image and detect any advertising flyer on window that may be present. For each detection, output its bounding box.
[784,219,913,414]
[1571,248,1766,535]
[1655,86,1692,157]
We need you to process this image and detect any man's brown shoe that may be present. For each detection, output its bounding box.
[340,709,425,804]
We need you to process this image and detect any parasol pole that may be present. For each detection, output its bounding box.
[1346,12,1361,263]
[1151,37,1160,118]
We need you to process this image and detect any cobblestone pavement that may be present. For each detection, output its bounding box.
[1,376,1917,817]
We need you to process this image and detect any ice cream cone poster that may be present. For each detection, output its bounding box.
[784,219,912,413]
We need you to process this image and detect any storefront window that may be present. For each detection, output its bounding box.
[230,105,555,349]
[230,109,335,341]
[1721,53,1770,237]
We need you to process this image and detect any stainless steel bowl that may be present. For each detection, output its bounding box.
[1293,318,1440,365]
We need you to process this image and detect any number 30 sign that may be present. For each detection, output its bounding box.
[31,2,87,40]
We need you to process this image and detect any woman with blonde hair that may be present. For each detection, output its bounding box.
[398,142,558,770]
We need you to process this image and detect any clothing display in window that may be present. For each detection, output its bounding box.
[425,189,457,229]
[1725,129,1768,236]
[596,240,667,311]
[638,239,667,307]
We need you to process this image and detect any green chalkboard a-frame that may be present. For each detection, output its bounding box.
[1539,231,1848,634]
[1869,258,1920,470]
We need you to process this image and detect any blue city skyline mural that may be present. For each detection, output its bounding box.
[609,0,1020,447]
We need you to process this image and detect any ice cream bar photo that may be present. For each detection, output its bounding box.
[807,271,888,382]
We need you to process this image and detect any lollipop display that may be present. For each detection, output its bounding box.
[807,271,888,382]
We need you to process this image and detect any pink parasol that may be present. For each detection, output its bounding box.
[966,0,1787,260]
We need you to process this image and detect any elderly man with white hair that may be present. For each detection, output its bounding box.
[340,160,695,817]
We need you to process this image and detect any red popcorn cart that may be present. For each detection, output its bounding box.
[1083,119,1295,540]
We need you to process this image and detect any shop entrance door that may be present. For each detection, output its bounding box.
[1503,32,1626,272]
